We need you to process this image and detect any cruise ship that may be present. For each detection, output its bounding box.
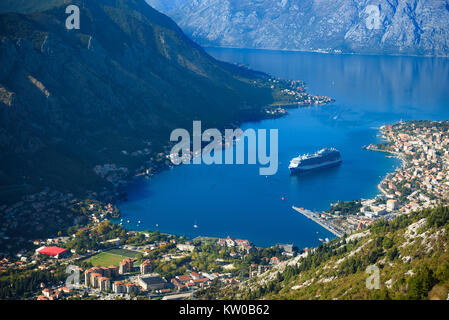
[289,148,342,173]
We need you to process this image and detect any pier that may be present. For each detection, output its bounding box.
[292,206,344,238]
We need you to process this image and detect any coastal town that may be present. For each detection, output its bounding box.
[294,121,449,237]
[268,78,334,109]
[0,198,294,300]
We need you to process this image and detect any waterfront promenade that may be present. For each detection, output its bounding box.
[292,206,344,237]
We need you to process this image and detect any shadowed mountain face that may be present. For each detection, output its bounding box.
[0,0,274,195]
[0,0,66,14]
[147,0,449,57]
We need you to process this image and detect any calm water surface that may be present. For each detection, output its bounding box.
[119,49,449,248]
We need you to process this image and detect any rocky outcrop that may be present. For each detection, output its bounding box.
[147,0,449,56]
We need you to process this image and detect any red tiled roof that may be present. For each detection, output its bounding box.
[37,246,67,256]
[121,258,133,265]
[177,275,191,281]
[193,278,210,283]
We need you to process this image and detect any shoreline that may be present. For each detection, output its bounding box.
[205,46,449,59]
[293,125,408,238]
[304,121,449,237]
[365,127,408,198]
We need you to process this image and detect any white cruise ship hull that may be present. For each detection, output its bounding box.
[289,159,342,173]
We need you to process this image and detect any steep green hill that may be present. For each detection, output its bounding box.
[0,0,65,13]
[0,0,276,199]
[209,206,449,300]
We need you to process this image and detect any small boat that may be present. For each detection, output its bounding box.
[318,238,324,242]
[193,224,198,229]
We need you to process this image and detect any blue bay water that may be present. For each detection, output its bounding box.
[119,49,449,248]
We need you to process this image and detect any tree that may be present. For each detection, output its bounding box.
[387,247,399,261]
[407,266,436,300]
[435,262,449,282]
[135,253,144,263]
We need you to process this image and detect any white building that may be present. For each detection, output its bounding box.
[386,200,398,212]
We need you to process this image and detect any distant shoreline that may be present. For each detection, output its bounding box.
[205,46,449,59]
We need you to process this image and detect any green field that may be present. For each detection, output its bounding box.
[84,249,140,267]
[107,248,139,258]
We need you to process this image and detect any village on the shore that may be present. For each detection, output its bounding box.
[0,203,296,300]
[301,120,449,237]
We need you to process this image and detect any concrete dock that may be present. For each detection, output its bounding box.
[292,206,344,238]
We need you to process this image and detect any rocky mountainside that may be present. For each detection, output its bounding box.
[0,0,276,198]
[202,205,449,300]
[147,0,449,57]
[0,0,66,14]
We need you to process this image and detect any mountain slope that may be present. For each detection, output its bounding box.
[207,206,449,300]
[147,0,449,57]
[0,0,65,14]
[0,0,277,198]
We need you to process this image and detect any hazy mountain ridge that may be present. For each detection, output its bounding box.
[147,0,449,56]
